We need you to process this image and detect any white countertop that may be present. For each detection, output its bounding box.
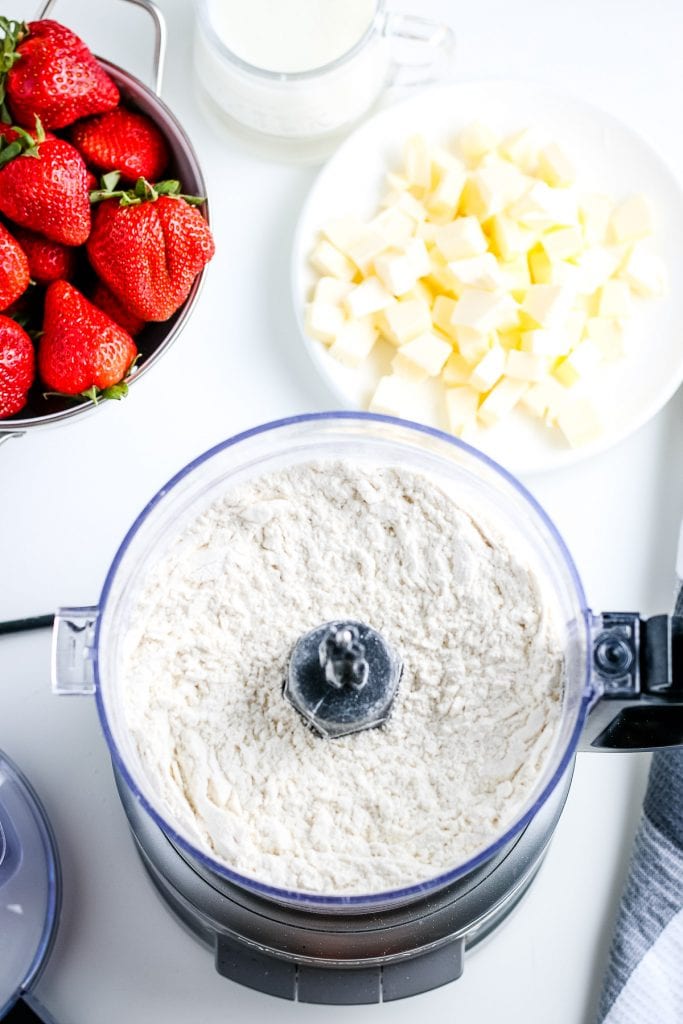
[1,0,682,1021]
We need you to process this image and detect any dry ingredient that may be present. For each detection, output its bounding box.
[123,460,564,894]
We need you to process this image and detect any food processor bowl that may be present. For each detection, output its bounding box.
[55,412,593,909]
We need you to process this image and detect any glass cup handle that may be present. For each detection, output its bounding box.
[383,13,455,89]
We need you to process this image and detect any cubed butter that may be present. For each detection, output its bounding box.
[537,143,575,187]
[454,326,492,363]
[499,253,532,292]
[445,386,480,435]
[556,397,603,447]
[575,246,622,294]
[478,377,528,426]
[618,243,666,297]
[378,297,432,345]
[460,163,528,221]
[488,214,536,261]
[580,193,613,245]
[458,122,498,164]
[553,339,602,386]
[403,134,432,191]
[505,349,549,382]
[469,345,506,392]
[310,239,356,281]
[368,375,420,417]
[381,188,426,222]
[509,182,578,229]
[344,276,393,318]
[328,320,378,367]
[447,253,503,291]
[375,241,426,297]
[304,302,345,344]
[314,277,354,305]
[434,216,488,261]
[441,352,472,386]
[370,207,416,247]
[597,279,632,318]
[520,377,570,423]
[427,167,467,219]
[609,194,653,244]
[521,328,567,357]
[392,331,452,382]
[499,127,543,174]
[521,284,574,328]
[584,317,624,360]
[451,289,518,333]
[432,295,460,340]
[541,226,584,261]
[344,227,389,274]
[322,217,364,252]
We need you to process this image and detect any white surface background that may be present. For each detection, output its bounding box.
[1,0,682,1021]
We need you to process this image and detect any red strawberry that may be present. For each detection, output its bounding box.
[12,226,76,285]
[0,222,30,310]
[39,280,137,399]
[1,18,119,130]
[91,280,145,336]
[0,122,90,245]
[87,177,214,321]
[0,314,34,417]
[71,107,169,184]
[85,169,98,191]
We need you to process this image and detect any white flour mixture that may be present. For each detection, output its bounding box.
[122,461,564,894]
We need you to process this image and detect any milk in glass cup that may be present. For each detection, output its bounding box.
[193,0,455,160]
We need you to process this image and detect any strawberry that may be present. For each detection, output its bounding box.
[85,169,98,191]
[0,314,34,417]
[87,176,214,321]
[0,222,29,310]
[0,121,90,245]
[39,280,137,399]
[12,226,76,285]
[71,107,169,184]
[0,18,119,130]
[91,279,145,336]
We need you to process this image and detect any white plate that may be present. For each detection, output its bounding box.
[292,80,683,475]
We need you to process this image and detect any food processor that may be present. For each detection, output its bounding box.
[50,413,683,1004]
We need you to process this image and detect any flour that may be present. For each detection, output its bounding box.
[122,460,564,894]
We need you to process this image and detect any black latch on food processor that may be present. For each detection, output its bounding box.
[583,613,683,750]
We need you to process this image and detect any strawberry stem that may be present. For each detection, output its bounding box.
[90,174,206,207]
[0,17,27,123]
[0,116,44,166]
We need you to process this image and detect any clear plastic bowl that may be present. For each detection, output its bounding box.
[93,413,593,909]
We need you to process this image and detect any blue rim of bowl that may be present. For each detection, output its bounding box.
[94,411,593,907]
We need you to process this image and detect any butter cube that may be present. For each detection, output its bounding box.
[597,279,632,318]
[510,182,578,229]
[400,281,433,305]
[584,317,624,360]
[454,327,492,363]
[499,127,543,174]
[553,339,601,386]
[379,298,432,345]
[609,194,653,243]
[458,122,498,164]
[580,193,613,245]
[469,345,506,392]
[404,134,432,190]
[345,276,393,318]
[461,163,528,221]
[386,171,410,191]
[322,217,364,252]
[556,397,603,447]
[314,277,354,305]
[541,226,584,262]
[488,214,536,261]
[344,227,388,274]
[434,217,488,261]
[498,329,522,350]
[304,302,345,344]
[447,253,503,291]
[499,253,532,292]
[522,285,573,329]
[382,188,426,222]
[529,247,581,288]
[370,207,416,247]
[478,377,528,426]
[537,143,575,186]
[445,386,480,435]
[310,239,356,281]
[328,320,378,367]
[505,349,549,382]
[415,221,438,243]
[375,239,430,297]
[618,243,667,297]
[564,310,587,349]
[575,246,622,293]
[368,375,420,417]
[432,295,460,340]
[451,289,518,333]
[521,377,570,423]
[521,328,568,357]
[442,352,472,386]
[392,331,452,382]
[427,167,467,219]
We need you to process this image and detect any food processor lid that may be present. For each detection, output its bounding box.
[0,750,60,1020]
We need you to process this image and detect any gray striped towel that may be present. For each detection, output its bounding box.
[597,584,683,1023]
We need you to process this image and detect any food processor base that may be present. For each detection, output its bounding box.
[114,765,573,1004]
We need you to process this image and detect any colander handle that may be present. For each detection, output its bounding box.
[34,0,167,96]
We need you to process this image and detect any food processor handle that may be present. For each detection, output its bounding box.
[51,607,99,695]
[34,0,167,96]
[580,612,683,751]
